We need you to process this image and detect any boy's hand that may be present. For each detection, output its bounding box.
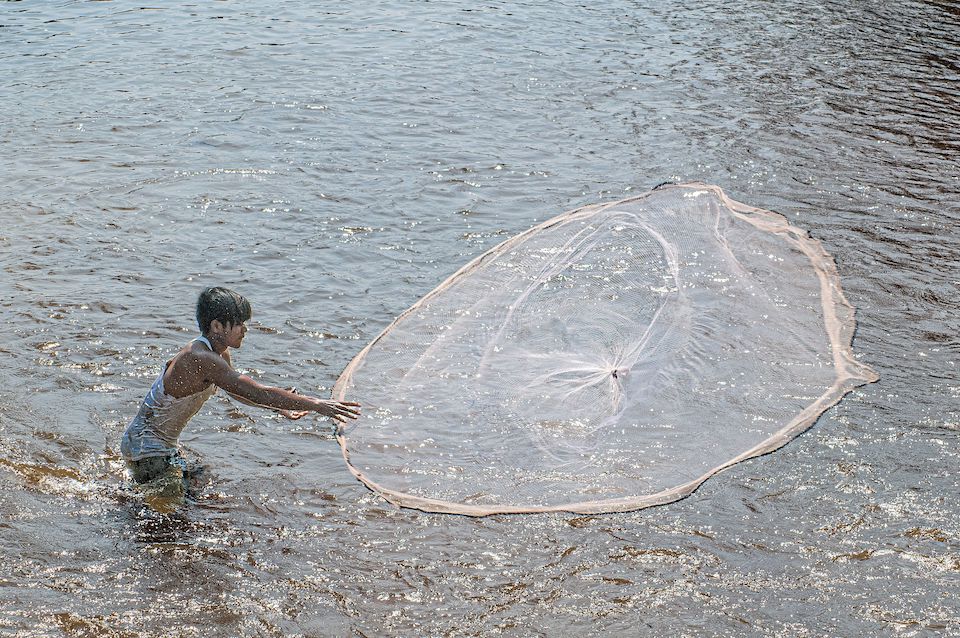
[313,399,362,423]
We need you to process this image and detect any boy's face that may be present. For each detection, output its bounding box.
[211,319,247,349]
[225,321,247,349]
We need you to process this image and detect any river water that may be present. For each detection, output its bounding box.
[1,1,957,636]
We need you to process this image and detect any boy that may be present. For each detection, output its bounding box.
[120,287,360,484]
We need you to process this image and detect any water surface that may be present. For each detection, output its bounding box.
[1,1,957,636]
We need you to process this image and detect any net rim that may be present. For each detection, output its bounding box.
[332,182,879,516]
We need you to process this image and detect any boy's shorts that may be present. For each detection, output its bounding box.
[126,452,187,484]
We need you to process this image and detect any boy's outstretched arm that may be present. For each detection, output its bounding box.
[205,356,360,423]
[225,388,309,420]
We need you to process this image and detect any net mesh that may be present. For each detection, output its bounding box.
[333,184,878,515]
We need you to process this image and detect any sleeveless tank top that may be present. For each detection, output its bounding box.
[120,336,218,461]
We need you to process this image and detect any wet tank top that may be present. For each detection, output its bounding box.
[120,336,218,461]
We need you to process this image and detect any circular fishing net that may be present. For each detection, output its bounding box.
[333,184,878,515]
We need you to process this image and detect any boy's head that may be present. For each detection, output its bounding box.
[197,287,252,335]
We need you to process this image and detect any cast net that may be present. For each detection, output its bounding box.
[333,183,878,515]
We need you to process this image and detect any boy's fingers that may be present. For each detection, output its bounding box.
[318,400,360,420]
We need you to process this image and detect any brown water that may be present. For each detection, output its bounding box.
[1,1,957,636]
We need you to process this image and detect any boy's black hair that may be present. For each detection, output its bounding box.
[196,287,252,335]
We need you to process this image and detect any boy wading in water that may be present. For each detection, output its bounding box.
[120,287,360,486]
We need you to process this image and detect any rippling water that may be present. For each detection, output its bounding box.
[1,1,958,636]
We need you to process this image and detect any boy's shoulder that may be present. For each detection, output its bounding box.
[171,339,227,373]
[186,338,229,364]
[164,339,231,392]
